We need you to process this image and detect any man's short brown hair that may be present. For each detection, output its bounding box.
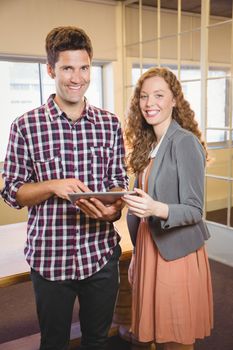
[46,26,93,67]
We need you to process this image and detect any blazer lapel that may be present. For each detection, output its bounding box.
[148,120,181,197]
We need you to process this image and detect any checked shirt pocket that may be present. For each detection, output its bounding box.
[32,148,63,181]
[90,146,113,190]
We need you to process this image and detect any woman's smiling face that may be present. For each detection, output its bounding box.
[139,75,176,132]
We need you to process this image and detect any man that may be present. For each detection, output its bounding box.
[1,26,128,350]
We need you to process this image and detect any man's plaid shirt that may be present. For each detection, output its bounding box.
[2,95,128,281]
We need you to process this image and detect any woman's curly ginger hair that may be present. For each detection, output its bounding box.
[124,67,208,175]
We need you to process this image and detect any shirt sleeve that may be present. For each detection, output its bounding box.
[1,119,32,209]
[107,119,129,191]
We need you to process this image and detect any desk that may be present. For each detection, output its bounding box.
[0,222,29,287]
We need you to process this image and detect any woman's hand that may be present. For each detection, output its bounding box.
[123,188,169,219]
[128,254,135,285]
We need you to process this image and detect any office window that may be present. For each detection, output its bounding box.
[0,60,103,162]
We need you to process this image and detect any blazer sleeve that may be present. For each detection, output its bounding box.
[160,133,206,229]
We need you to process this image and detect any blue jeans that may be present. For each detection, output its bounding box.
[31,244,121,350]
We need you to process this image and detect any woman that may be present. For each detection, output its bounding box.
[122,67,213,350]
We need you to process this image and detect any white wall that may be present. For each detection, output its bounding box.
[0,0,117,60]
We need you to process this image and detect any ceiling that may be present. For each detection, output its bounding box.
[116,0,233,18]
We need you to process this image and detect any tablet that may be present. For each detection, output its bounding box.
[68,191,136,205]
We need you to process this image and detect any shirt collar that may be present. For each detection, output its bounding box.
[45,94,97,124]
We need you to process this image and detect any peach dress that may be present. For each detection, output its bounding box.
[131,162,213,345]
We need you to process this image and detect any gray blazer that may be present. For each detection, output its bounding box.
[127,119,210,261]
